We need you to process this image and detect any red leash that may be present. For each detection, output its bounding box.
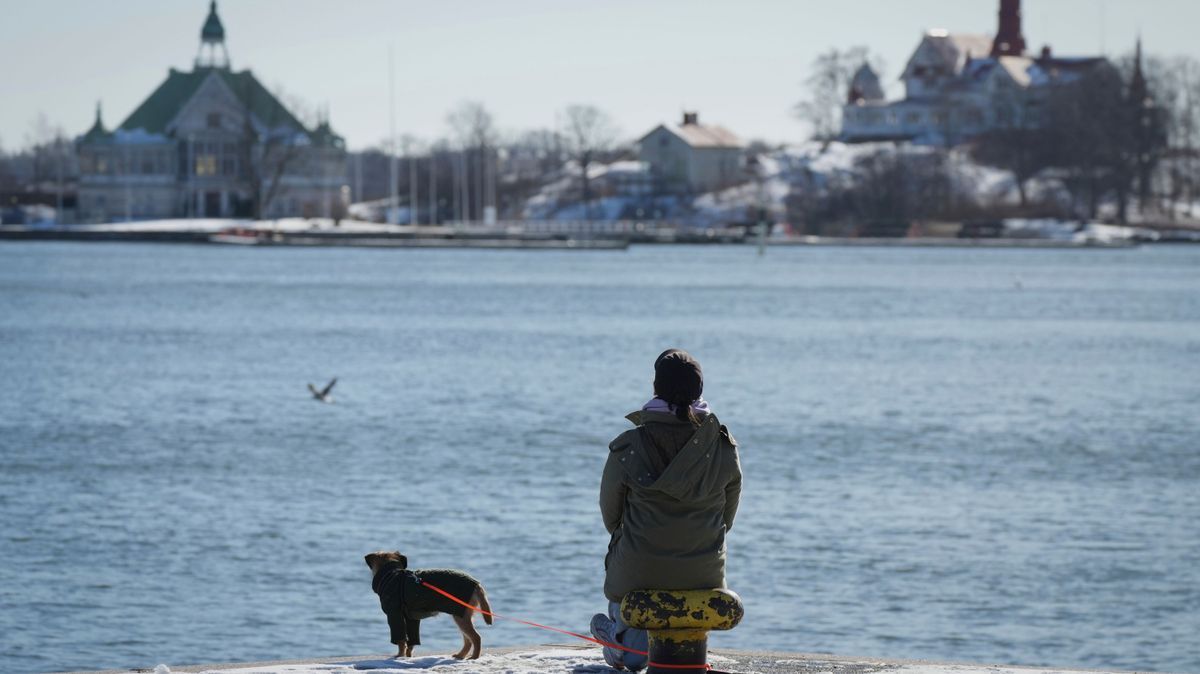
[419,579,712,671]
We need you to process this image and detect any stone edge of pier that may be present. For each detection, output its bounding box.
[49,644,1172,674]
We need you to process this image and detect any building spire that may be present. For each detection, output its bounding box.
[1130,36,1149,106]
[991,0,1027,57]
[196,1,230,69]
[81,99,111,143]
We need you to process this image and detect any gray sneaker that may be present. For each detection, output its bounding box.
[589,613,626,670]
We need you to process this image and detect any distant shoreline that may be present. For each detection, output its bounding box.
[0,226,1147,249]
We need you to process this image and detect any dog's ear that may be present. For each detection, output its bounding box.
[395,553,408,569]
[365,552,380,569]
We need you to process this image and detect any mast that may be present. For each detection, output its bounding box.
[388,44,398,223]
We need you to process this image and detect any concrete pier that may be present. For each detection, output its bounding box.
[51,645,1167,674]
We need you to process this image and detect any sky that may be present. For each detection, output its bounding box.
[2,0,1199,152]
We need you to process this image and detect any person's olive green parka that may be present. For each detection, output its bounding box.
[600,409,742,603]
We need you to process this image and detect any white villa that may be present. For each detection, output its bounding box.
[75,1,347,222]
[638,112,745,193]
[840,0,1113,145]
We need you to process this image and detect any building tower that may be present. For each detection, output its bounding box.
[1128,37,1163,212]
[847,63,885,105]
[195,1,230,68]
[990,0,1026,57]
[1129,37,1149,107]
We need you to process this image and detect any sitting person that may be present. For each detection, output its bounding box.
[590,349,742,671]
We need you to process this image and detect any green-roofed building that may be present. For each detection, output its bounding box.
[76,1,346,222]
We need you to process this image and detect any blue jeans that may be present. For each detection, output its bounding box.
[608,601,648,670]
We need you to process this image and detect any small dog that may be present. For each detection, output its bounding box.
[365,550,493,659]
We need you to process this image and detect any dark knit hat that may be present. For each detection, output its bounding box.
[653,348,703,407]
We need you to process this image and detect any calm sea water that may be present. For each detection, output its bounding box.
[1,242,1197,674]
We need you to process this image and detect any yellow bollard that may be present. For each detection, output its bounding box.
[620,589,744,674]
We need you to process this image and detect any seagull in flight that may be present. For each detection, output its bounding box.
[308,377,337,403]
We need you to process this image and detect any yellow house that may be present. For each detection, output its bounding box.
[638,112,744,194]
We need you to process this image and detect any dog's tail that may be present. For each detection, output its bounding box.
[476,586,494,625]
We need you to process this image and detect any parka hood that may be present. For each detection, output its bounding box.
[611,411,729,503]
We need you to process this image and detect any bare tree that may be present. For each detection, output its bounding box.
[1177,57,1200,217]
[237,82,309,219]
[446,101,497,221]
[496,130,565,218]
[0,135,15,193]
[785,148,958,236]
[24,112,67,186]
[1040,64,1145,222]
[562,104,619,219]
[794,46,882,144]
[851,149,953,233]
[970,88,1046,208]
[1151,55,1200,218]
[515,128,566,177]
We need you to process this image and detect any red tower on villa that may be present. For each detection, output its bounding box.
[841,0,1118,145]
[990,0,1027,57]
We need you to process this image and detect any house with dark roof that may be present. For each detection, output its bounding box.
[840,0,1117,145]
[638,112,745,193]
[76,1,346,222]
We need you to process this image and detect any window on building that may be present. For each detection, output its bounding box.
[207,113,221,129]
[195,155,217,176]
[905,112,921,125]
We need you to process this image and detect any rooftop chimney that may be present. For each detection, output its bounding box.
[682,112,699,125]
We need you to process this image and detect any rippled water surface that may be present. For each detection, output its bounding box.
[1,242,1198,674]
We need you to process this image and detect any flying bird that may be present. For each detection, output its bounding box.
[308,377,337,403]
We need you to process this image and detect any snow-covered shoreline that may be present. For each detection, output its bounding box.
[51,645,1162,674]
[0,216,1170,248]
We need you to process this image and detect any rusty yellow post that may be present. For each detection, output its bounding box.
[620,589,744,674]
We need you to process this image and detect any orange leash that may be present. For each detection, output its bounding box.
[419,579,712,671]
